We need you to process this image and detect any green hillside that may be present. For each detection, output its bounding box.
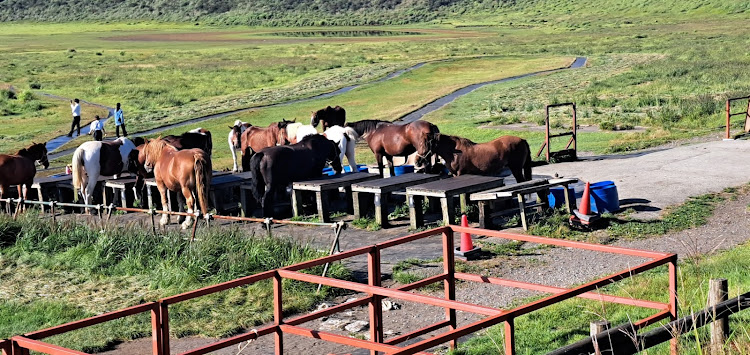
[1,0,747,25]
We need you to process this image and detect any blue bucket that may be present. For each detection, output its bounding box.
[322,167,336,176]
[547,186,575,209]
[343,164,368,173]
[588,181,619,213]
[393,165,414,176]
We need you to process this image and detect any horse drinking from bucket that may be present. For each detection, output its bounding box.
[0,142,49,207]
[140,138,211,229]
[432,134,532,182]
[249,134,342,217]
[228,120,252,172]
[163,128,213,156]
[240,120,292,171]
[72,137,136,212]
[366,120,440,177]
[311,106,345,130]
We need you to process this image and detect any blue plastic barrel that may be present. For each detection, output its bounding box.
[393,165,414,176]
[589,181,619,213]
[547,186,575,209]
[322,167,335,176]
[343,164,369,173]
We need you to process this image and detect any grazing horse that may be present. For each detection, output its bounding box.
[249,135,342,217]
[72,138,137,211]
[311,106,346,130]
[286,122,319,144]
[228,120,252,172]
[140,138,211,229]
[163,128,212,156]
[433,134,532,182]
[323,125,358,171]
[345,119,391,141]
[240,120,292,171]
[0,142,49,205]
[366,120,440,177]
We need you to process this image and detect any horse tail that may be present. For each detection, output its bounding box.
[71,147,87,195]
[194,152,212,215]
[241,147,254,172]
[522,139,533,182]
[204,130,213,156]
[342,126,358,142]
[249,152,265,203]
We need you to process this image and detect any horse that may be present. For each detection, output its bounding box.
[140,138,211,229]
[345,119,391,141]
[228,120,252,172]
[323,125,358,171]
[240,120,292,171]
[432,134,532,182]
[72,137,137,212]
[163,128,212,156]
[249,134,342,217]
[311,106,346,130]
[286,122,319,144]
[0,142,49,208]
[365,120,440,177]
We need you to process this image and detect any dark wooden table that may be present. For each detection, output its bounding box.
[351,173,442,227]
[144,171,232,211]
[210,172,253,214]
[405,174,505,228]
[470,178,578,230]
[103,176,139,208]
[292,172,379,222]
[31,174,73,210]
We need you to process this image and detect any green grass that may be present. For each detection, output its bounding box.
[453,241,750,354]
[0,212,349,351]
[352,217,381,231]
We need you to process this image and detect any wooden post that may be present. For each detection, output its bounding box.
[478,201,491,229]
[291,189,303,218]
[408,194,424,229]
[374,193,388,228]
[442,229,457,350]
[440,197,455,226]
[316,191,330,223]
[352,191,362,219]
[517,194,528,230]
[368,246,383,355]
[710,278,729,353]
[590,320,610,355]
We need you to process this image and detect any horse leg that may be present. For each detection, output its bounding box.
[386,156,396,177]
[181,187,195,230]
[158,186,170,226]
[345,138,357,171]
[85,177,97,215]
[0,185,7,213]
[511,168,526,184]
[375,153,385,177]
[230,147,239,172]
[262,180,274,218]
[176,192,186,224]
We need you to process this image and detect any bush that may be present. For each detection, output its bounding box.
[17,90,34,103]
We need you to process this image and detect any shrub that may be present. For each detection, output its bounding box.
[17,90,34,103]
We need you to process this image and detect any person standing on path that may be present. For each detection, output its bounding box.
[113,102,127,137]
[89,115,106,141]
[68,98,81,137]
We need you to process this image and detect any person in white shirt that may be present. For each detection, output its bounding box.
[68,98,81,137]
[89,115,106,141]
[113,102,127,137]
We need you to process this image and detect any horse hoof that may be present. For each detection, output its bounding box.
[181,221,192,230]
[160,216,169,226]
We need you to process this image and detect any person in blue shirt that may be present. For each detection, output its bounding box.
[114,102,127,137]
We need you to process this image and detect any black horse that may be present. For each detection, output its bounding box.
[311,106,346,130]
[345,119,391,141]
[163,128,213,156]
[249,134,342,217]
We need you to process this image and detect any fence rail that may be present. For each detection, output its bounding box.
[0,220,678,355]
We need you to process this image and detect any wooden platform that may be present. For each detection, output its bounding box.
[351,173,443,228]
[292,172,379,222]
[30,174,72,211]
[143,171,233,212]
[470,178,578,230]
[405,174,505,228]
[103,177,139,208]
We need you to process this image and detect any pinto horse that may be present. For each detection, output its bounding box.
[240,120,292,171]
[366,120,440,177]
[311,106,345,130]
[163,128,212,156]
[228,120,252,172]
[0,142,49,205]
[72,138,136,211]
[286,122,318,144]
[141,138,212,229]
[323,125,358,171]
[433,134,532,182]
[249,134,342,217]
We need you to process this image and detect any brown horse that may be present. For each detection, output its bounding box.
[0,142,49,205]
[240,120,292,171]
[311,106,345,130]
[433,134,532,182]
[163,128,213,156]
[249,134,342,217]
[140,138,212,229]
[366,120,440,177]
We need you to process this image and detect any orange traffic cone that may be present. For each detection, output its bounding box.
[571,181,600,226]
[579,182,592,215]
[460,214,473,252]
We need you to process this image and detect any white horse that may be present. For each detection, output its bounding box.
[71,137,137,212]
[289,123,318,144]
[323,125,358,171]
[228,120,251,172]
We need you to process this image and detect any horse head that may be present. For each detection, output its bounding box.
[276,120,293,145]
[229,125,244,150]
[310,109,321,127]
[24,142,49,169]
[325,138,343,174]
[142,138,166,172]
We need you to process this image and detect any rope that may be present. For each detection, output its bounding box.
[235,329,258,354]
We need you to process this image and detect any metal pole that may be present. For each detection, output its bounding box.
[709,278,729,353]
[317,222,344,294]
[368,246,384,355]
[726,99,731,139]
[273,271,284,355]
[151,303,163,355]
[160,303,170,355]
[504,318,515,355]
[668,256,678,355]
[443,229,457,350]
[150,209,157,235]
[545,105,551,162]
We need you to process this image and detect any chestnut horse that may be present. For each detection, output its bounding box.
[311,106,345,130]
[240,120,292,171]
[141,138,212,229]
[249,134,342,217]
[0,142,49,205]
[163,128,212,156]
[228,120,252,172]
[366,120,440,177]
[433,134,532,182]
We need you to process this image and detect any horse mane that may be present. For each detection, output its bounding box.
[345,120,391,136]
[15,148,29,156]
[442,134,476,149]
[144,139,176,165]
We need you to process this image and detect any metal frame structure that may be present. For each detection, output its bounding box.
[536,102,577,162]
[2,222,678,355]
[725,95,750,139]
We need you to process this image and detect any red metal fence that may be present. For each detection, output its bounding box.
[2,223,677,355]
[725,95,750,139]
